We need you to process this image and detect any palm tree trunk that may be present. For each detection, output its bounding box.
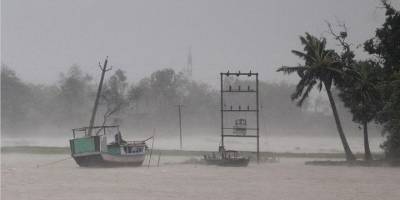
[325,87,356,161]
[363,121,372,161]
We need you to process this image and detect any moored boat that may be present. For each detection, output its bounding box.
[204,146,250,167]
[69,58,151,167]
[70,125,150,167]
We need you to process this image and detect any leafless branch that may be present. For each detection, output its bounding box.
[325,20,351,53]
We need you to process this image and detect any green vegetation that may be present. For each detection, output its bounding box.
[364,1,400,160]
[277,33,355,161]
[1,66,33,133]
[339,61,383,160]
[278,0,400,162]
[1,64,349,138]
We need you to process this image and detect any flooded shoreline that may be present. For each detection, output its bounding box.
[2,153,400,200]
[1,135,385,154]
[1,146,385,160]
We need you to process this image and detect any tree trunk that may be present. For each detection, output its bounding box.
[325,86,356,161]
[363,121,372,161]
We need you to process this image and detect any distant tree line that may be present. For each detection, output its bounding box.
[1,62,362,139]
[278,0,400,161]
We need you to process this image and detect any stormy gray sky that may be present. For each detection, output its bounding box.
[2,0,398,86]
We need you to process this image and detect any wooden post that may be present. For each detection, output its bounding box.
[220,73,224,147]
[88,57,112,136]
[177,104,184,150]
[157,152,161,167]
[147,128,155,168]
[256,73,260,163]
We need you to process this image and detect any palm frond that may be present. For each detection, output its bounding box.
[326,66,344,75]
[276,66,307,74]
[291,76,309,100]
[291,50,307,59]
[291,72,313,101]
[296,80,317,106]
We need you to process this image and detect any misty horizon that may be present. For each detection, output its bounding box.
[3,0,399,86]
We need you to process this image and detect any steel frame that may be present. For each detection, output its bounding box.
[220,71,260,163]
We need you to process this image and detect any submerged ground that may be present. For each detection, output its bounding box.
[2,153,400,200]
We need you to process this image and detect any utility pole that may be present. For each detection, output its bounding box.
[88,57,112,136]
[220,71,260,163]
[176,104,184,150]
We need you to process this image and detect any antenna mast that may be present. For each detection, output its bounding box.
[88,57,112,136]
[186,47,193,77]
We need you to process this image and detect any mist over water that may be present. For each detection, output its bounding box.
[2,65,384,153]
[2,133,384,154]
[1,66,385,154]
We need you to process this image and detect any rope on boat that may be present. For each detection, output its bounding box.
[36,157,72,168]
[142,136,154,142]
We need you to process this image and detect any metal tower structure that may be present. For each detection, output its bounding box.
[220,71,260,162]
[185,47,193,77]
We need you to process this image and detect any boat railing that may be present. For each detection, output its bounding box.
[126,141,146,145]
[124,136,153,146]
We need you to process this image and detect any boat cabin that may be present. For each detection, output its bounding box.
[70,125,147,156]
[222,150,240,159]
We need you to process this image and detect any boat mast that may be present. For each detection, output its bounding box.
[88,57,112,136]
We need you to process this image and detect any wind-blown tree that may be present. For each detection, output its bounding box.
[101,69,130,126]
[379,72,400,160]
[364,0,400,160]
[58,65,93,125]
[149,68,185,116]
[150,68,184,104]
[1,65,32,134]
[364,0,400,75]
[125,69,186,130]
[277,33,356,161]
[339,61,383,160]
[28,83,60,126]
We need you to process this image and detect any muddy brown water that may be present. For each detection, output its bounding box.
[2,153,400,200]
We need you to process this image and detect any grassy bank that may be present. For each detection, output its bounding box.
[1,146,71,154]
[1,146,383,160]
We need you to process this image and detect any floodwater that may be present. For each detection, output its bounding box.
[2,153,400,200]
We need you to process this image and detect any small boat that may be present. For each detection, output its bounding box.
[204,146,250,167]
[70,125,151,167]
[69,58,151,167]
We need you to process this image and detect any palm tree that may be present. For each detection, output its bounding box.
[277,33,356,161]
[339,61,382,160]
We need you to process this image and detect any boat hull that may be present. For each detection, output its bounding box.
[204,157,250,167]
[72,153,145,167]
